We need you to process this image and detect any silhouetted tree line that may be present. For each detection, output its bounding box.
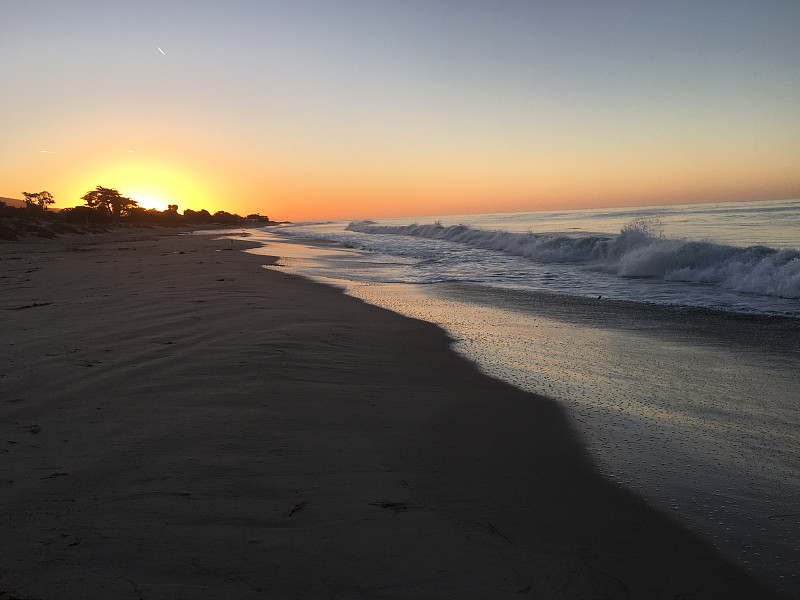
[0,186,273,240]
[22,190,55,210]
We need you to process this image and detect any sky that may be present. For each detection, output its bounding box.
[2,1,799,221]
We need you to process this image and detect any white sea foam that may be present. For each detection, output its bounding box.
[345,219,800,300]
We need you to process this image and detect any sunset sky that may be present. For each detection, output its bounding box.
[2,1,799,221]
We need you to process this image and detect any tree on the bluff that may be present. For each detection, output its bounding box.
[81,186,139,219]
[22,191,55,210]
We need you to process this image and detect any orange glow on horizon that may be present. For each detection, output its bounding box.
[16,139,800,223]
[251,157,800,222]
[35,159,800,223]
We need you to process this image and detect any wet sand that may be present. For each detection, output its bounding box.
[340,280,800,592]
[0,229,792,599]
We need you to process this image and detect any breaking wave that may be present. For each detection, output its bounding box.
[345,218,800,299]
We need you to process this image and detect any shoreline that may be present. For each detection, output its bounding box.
[254,231,800,593]
[1,230,793,598]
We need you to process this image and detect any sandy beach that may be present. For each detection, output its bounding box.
[1,229,791,599]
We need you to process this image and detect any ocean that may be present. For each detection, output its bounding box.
[237,198,800,594]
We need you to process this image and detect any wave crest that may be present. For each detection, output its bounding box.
[345,219,800,299]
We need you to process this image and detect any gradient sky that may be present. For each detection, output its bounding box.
[2,1,799,221]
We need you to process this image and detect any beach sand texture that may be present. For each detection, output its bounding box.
[0,230,790,599]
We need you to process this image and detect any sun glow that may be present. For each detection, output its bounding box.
[129,192,168,212]
[66,156,219,214]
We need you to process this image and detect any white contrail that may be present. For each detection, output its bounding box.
[157,46,166,55]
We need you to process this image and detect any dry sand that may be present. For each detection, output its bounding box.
[0,229,790,599]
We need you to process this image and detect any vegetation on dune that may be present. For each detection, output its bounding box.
[81,186,139,219]
[0,186,273,240]
[22,190,55,211]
